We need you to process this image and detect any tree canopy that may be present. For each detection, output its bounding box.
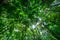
[0,0,60,40]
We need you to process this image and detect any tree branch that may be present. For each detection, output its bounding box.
[50,2,60,7]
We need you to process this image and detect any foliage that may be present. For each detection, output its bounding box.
[0,0,60,40]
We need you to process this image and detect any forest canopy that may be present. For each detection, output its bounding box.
[0,0,60,40]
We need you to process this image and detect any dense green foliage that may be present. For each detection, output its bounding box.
[0,0,60,40]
